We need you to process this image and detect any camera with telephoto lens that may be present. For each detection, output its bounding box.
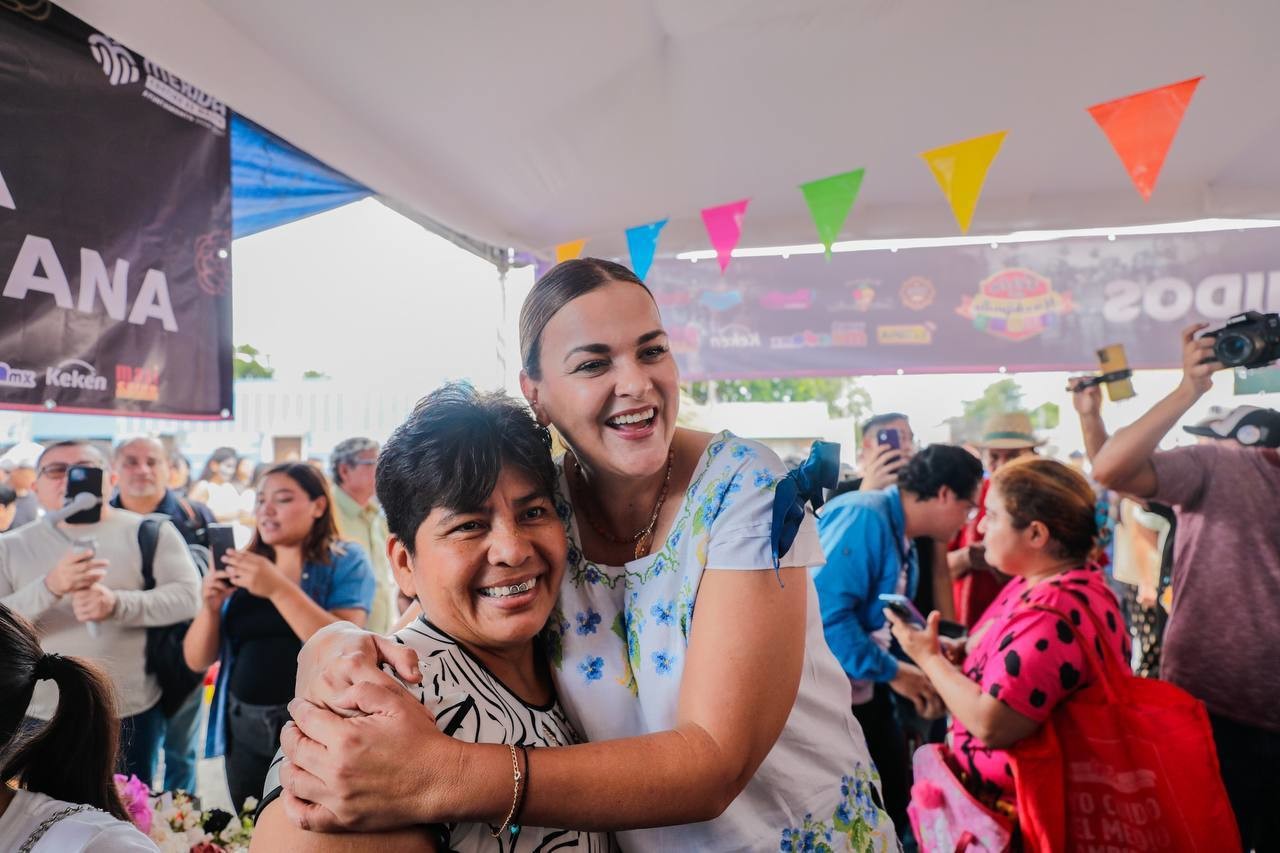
[1207,311,1280,369]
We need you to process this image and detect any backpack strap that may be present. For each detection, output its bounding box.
[138,516,163,591]
[177,496,199,525]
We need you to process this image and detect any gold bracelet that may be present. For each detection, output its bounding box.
[490,744,523,838]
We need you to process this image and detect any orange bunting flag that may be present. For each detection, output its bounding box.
[554,239,587,263]
[920,131,1008,234]
[1087,76,1203,201]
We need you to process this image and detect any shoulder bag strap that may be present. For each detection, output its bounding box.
[137,516,162,590]
[1027,603,1126,701]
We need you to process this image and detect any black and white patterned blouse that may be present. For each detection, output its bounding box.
[262,617,611,852]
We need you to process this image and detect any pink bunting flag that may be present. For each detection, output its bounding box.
[700,199,750,274]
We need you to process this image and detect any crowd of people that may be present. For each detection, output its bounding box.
[0,257,1275,851]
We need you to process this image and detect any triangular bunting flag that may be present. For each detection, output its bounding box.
[1087,76,1203,201]
[625,219,667,281]
[700,199,750,274]
[920,131,1008,234]
[554,239,587,263]
[799,169,865,258]
[0,167,13,210]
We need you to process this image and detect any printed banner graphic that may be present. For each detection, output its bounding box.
[0,5,233,418]
[646,227,1280,381]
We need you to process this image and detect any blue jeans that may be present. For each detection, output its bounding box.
[161,687,205,793]
[119,702,166,788]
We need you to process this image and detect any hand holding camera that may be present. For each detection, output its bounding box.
[1180,323,1221,397]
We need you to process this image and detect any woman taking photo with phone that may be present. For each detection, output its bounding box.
[272,259,895,851]
[183,463,375,811]
[884,457,1129,811]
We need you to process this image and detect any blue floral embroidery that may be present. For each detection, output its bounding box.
[754,468,776,488]
[575,609,601,635]
[651,650,677,675]
[578,656,604,682]
[669,527,683,549]
[731,443,754,460]
[584,565,601,584]
[567,544,580,565]
[651,600,675,626]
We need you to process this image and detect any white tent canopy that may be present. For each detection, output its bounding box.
[60,0,1280,260]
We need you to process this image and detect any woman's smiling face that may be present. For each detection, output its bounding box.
[393,465,567,653]
[522,279,679,480]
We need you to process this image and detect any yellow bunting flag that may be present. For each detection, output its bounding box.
[920,131,1008,234]
[554,239,587,263]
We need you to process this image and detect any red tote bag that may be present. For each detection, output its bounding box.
[1010,607,1240,852]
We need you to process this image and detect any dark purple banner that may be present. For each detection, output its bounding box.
[646,227,1280,380]
[0,4,232,419]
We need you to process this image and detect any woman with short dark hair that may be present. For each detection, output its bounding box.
[0,604,157,850]
[183,463,375,811]
[886,457,1129,812]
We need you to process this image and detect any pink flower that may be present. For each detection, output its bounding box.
[190,843,228,853]
[113,773,153,834]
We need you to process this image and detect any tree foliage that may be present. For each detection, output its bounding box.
[683,377,872,420]
[232,344,274,380]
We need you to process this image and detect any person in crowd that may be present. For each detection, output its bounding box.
[0,604,158,851]
[0,440,200,786]
[0,483,17,533]
[111,436,216,794]
[270,258,897,851]
[833,412,915,496]
[254,385,609,851]
[7,452,41,529]
[1068,379,1172,678]
[190,446,251,524]
[814,444,984,839]
[0,459,8,486]
[947,412,1044,627]
[1088,324,1280,847]
[886,457,1129,813]
[329,437,396,633]
[183,462,375,811]
[167,450,193,496]
[233,457,257,494]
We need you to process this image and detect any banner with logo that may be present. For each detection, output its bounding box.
[648,226,1280,380]
[0,4,232,419]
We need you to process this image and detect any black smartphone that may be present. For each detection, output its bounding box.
[876,428,901,451]
[65,465,103,524]
[207,523,236,576]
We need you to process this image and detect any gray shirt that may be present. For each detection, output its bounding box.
[0,508,200,718]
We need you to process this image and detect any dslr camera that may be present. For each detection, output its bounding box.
[1207,311,1280,369]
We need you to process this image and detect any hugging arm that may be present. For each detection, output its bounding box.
[280,567,809,832]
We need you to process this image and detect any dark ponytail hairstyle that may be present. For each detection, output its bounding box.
[0,604,128,820]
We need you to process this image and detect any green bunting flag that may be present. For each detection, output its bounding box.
[799,169,865,258]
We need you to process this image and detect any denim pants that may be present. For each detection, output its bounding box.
[119,701,166,788]
[161,686,205,794]
[224,695,292,812]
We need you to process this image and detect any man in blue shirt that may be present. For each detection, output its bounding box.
[815,443,983,841]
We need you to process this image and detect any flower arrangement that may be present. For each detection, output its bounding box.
[114,775,256,853]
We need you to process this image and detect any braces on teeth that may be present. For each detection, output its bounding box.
[479,577,538,598]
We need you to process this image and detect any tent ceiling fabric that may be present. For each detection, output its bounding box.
[60,0,1280,259]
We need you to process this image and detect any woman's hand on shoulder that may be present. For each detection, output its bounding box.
[280,682,453,832]
[296,621,422,716]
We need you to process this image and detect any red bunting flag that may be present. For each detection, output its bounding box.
[1087,76,1203,201]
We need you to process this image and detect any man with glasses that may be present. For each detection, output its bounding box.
[330,437,395,632]
[814,444,984,844]
[0,439,199,786]
[110,436,216,794]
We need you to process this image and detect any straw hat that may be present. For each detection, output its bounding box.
[975,412,1047,450]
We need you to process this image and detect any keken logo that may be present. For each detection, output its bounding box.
[115,364,159,402]
[88,34,139,86]
[0,361,38,389]
[46,359,108,392]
